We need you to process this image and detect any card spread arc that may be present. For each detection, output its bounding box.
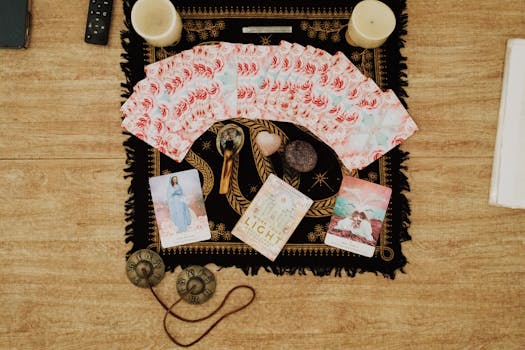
[120,41,418,171]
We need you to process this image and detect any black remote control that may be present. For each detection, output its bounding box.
[84,0,113,45]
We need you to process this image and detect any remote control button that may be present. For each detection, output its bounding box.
[102,11,107,16]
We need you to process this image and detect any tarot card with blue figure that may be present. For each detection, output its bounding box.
[325,176,392,257]
[149,169,211,248]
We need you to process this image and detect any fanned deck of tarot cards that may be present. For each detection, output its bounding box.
[121,41,418,171]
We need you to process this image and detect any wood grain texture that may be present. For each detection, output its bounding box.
[0,0,524,349]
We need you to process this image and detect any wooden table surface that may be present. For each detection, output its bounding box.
[1,1,524,349]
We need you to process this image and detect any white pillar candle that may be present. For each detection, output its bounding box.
[345,0,396,49]
[131,0,183,47]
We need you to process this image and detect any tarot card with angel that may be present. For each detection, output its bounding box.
[149,169,211,248]
[325,176,392,257]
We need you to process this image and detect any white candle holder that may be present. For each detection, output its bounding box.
[131,0,183,47]
[345,0,396,49]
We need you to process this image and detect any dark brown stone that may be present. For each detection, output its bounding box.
[284,140,318,173]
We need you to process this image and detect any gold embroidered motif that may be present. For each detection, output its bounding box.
[367,171,378,182]
[201,140,212,151]
[183,20,226,42]
[350,49,375,79]
[300,20,346,43]
[308,171,335,192]
[179,6,351,20]
[209,221,233,241]
[307,223,328,242]
[259,35,273,45]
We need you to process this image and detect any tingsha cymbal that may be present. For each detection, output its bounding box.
[126,249,165,288]
[176,265,217,305]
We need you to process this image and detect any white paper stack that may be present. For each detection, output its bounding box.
[489,38,525,209]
